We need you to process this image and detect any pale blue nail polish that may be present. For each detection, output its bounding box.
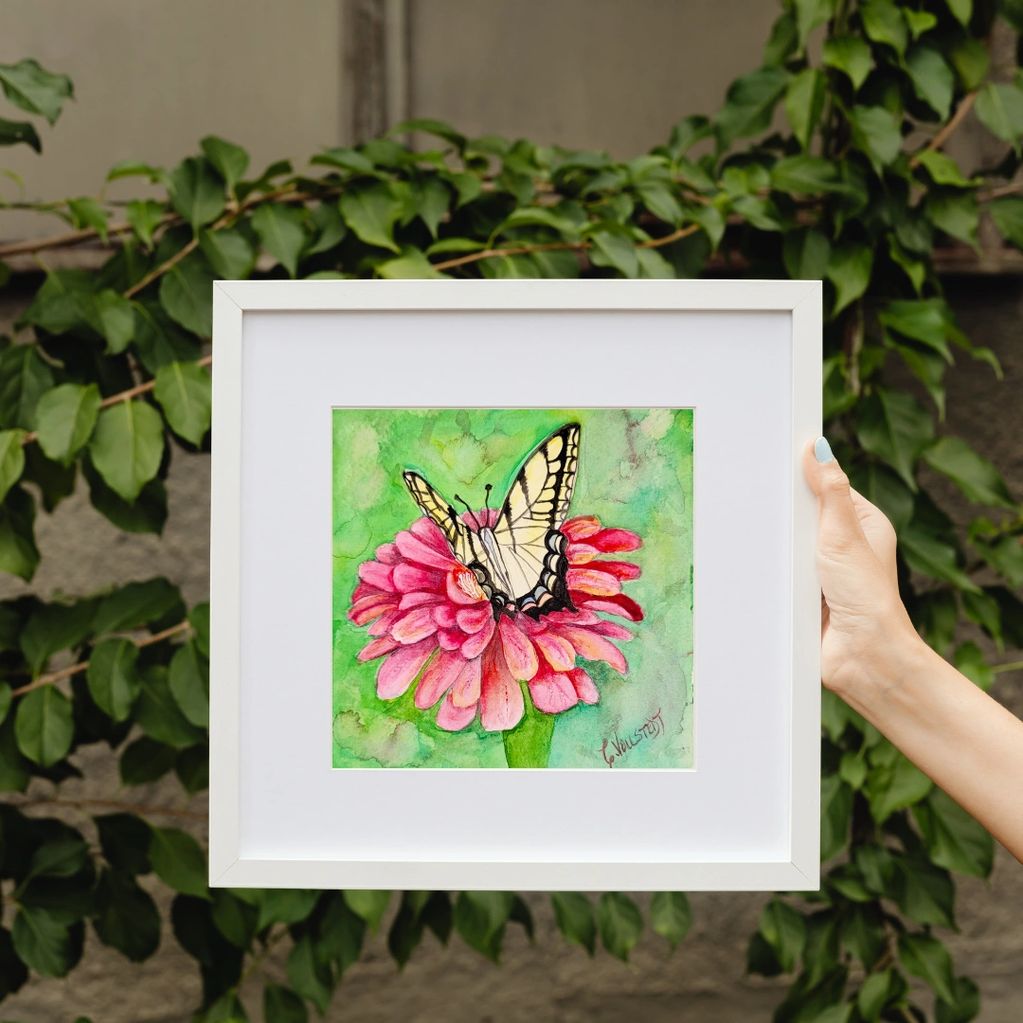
[814,437,834,463]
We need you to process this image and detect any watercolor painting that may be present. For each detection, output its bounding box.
[333,408,694,769]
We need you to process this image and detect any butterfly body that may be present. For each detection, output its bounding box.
[403,423,580,620]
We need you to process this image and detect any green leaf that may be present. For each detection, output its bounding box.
[878,299,953,359]
[34,384,101,465]
[153,361,212,446]
[975,82,1023,149]
[11,907,78,977]
[107,160,163,183]
[168,641,208,728]
[649,891,691,948]
[92,869,161,962]
[936,976,980,1023]
[95,813,152,875]
[860,0,908,55]
[287,934,332,1014]
[915,150,974,188]
[199,228,256,279]
[924,436,1013,507]
[856,389,933,489]
[341,889,390,931]
[256,889,319,930]
[412,177,450,237]
[898,932,955,1003]
[189,601,211,657]
[0,487,40,580]
[946,0,972,24]
[88,401,165,503]
[86,638,141,721]
[866,750,932,823]
[14,685,73,767]
[0,59,73,124]
[783,228,830,280]
[770,155,855,196]
[856,462,914,531]
[339,182,402,252]
[93,577,183,635]
[135,666,204,748]
[149,826,208,898]
[822,36,872,91]
[826,243,872,314]
[949,36,988,90]
[793,0,836,46]
[849,106,903,171]
[0,682,10,726]
[715,66,789,147]
[902,525,981,592]
[551,892,595,954]
[989,196,1023,248]
[158,254,213,336]
[758,899,806,972]
[785,68,826,150]
[589,229,639,277]
[912,788,994,878]
[251,204,307,278]
[263,983,308,1023]
[20,599,97,674]
[375,247,446,279]
[200,136,249,192]
[906,46,955,120]
[119,736,176,785]
[596,892,643,961]
[168,157,225,229]
[0,344,55,430]
[67,197,109,243]
[126,200,165,249]
[893,858,956,928]
[857,970,902,1021]
[453,891,512,961]
[0,116,40,151]
[927,191,978,246]
[0,430,25,504]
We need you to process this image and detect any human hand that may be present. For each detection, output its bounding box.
[802,438,923,696]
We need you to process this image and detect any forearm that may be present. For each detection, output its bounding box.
[838,628,1023,863]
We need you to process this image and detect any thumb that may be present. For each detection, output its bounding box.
[802,437,870,552]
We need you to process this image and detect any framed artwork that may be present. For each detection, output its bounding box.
[210,279,822,891]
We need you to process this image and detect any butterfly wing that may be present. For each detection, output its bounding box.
[402,470,473,564]
[491,423,580,615]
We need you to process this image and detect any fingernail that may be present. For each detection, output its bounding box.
[814,437,834,463]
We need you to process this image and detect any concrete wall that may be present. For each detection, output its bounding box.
[1,2,1022,1021]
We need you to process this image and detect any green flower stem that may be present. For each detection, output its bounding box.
[503,691,556,768]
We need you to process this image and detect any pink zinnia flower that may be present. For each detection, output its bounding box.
[348,512,643,732]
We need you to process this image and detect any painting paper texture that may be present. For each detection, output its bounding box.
[333,408,694,769]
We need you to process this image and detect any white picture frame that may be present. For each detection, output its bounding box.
[210,278,822,891]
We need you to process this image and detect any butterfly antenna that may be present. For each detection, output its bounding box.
[483,483,493,515]
[453,493,482,531]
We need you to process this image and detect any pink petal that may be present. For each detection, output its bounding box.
[391,606,439,644]
[555,625,628,673]
[563,515,601,540]
[569,667,600,704]
[451,656,482,707]
[376,640,435,699]
[566,567,622,596]
[532,630,577,672]
[368,609,401,637]
[591,620,633,641]
[588,528,642,553]
[393,563,445,593]
[567,543,598,564]
[357,636,400,661]
[479,643,524,731]
[375,542,399,564]
[461,616,496,659]
[577,594,644,622]
[446,567,486,605]
[399,591,443,611]
[527,663,578,713]
[498,617,539,681]
[411,516,453,553]
[349,592,397,625]
[593,559,641,581]
[395,530,457,571]
[358,561,395,591]
[436,691,477,731]
[456,605,492,634]
[437,628,463,651]
[415,649,467,709]
[433,604,458,629]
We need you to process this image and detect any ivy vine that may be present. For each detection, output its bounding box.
[1,0,1023,1020]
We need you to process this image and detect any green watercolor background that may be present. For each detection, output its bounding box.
[332,408,694,769]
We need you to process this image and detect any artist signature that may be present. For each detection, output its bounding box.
[600,708,665,768]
